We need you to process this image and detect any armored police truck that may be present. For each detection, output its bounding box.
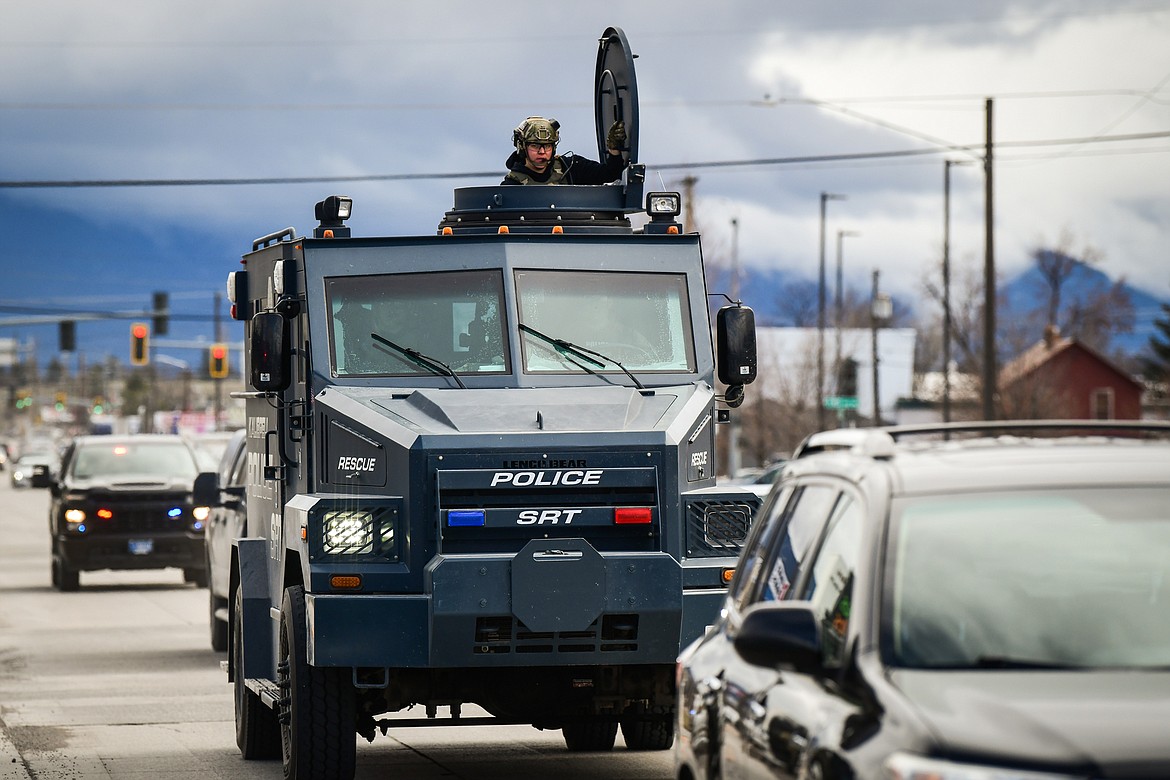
[202,27,759,779]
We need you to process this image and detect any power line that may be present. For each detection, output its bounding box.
[2,130,1166,189]
[3,89,1167,113]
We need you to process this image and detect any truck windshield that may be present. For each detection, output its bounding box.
[327,270,509,377]
[515,270,695,374]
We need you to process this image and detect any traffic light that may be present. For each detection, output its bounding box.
[208,343,229,379]
[59,320,76,352]
[130,322,150,365]
[838,357,859,398]
[152,291,169,336]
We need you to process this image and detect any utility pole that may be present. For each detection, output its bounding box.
[942,159,972,423]
[982,98,996,421]
[870,270,892,426]
[680,175,698,235]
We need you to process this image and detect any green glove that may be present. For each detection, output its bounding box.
[606,120,627,152]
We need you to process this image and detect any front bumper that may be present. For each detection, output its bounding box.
[305,541,702,668]
[56,532,206,573]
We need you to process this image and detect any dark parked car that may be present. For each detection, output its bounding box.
[49,434,210,591]
[194,428,247,651]
[676,421,1170,780]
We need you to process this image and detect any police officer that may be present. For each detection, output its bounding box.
[502,116,627,185]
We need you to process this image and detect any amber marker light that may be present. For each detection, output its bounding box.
[330,575,362,590]
[721,568,736,584]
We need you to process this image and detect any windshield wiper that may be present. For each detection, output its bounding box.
[518,323,645,390]
[370,332,467,389]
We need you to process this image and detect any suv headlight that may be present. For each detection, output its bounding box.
[884,752,1074,780]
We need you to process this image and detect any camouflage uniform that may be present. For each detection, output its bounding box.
[502,116,627,186]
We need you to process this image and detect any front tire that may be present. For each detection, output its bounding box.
[620,707,674,750]
[562,719,618,752]
[279,585,356,780]
[51,552,79,592]
[233,586,281,759]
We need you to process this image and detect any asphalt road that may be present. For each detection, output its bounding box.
[0,477,672,780]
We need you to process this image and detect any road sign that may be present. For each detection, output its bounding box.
[823,396,859,410]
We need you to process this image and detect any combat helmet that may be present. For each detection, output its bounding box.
[513,116,560,156]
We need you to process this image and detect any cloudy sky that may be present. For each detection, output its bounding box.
[1,0,1168,362]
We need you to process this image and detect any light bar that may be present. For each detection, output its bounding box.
[614,507,652,525]
[448,509,486,527]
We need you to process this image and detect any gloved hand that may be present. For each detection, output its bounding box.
[606,120,627,152]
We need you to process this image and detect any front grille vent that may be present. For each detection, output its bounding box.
[472,614,639,655]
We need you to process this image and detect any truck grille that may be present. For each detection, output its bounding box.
[436,466,660,553]
[70,491,194,534]
[472,614,640,655]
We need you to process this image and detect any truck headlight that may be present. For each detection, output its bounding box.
[64,508,87,524]
[323,510,375,555]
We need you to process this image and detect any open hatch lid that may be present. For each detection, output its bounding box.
[594,26,639,167]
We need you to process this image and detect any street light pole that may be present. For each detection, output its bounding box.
[817,192,846,430]
[870,270,892,426]
[835,229,860,406]
[728,217,741,479]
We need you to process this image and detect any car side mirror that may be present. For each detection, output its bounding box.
[717,304,757,390]
[193,471,220,507]
[734,603,824,675]
[251,311,291,392]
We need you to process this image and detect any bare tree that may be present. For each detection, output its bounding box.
[1031,229,1099,329]
[734,334,822,464]
[774,279,818,327]
[1028,231,1134,353]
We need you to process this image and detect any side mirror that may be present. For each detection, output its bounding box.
[734,603,824,675]
[717,304,757,388]
[193,471,220,507]
[251,311,291,392]
[31,471,54,489]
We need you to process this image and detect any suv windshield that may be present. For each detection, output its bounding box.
[328,270,509,377]
[515,270,695,374]
[70,441,199,480]
[888,486,1170,670]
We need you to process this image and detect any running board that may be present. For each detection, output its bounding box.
[245,677,284,708]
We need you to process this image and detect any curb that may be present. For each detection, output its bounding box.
[0,720,33,780]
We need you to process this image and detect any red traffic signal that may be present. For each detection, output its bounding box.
[208,343,229,379]
[130,322,150,365]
